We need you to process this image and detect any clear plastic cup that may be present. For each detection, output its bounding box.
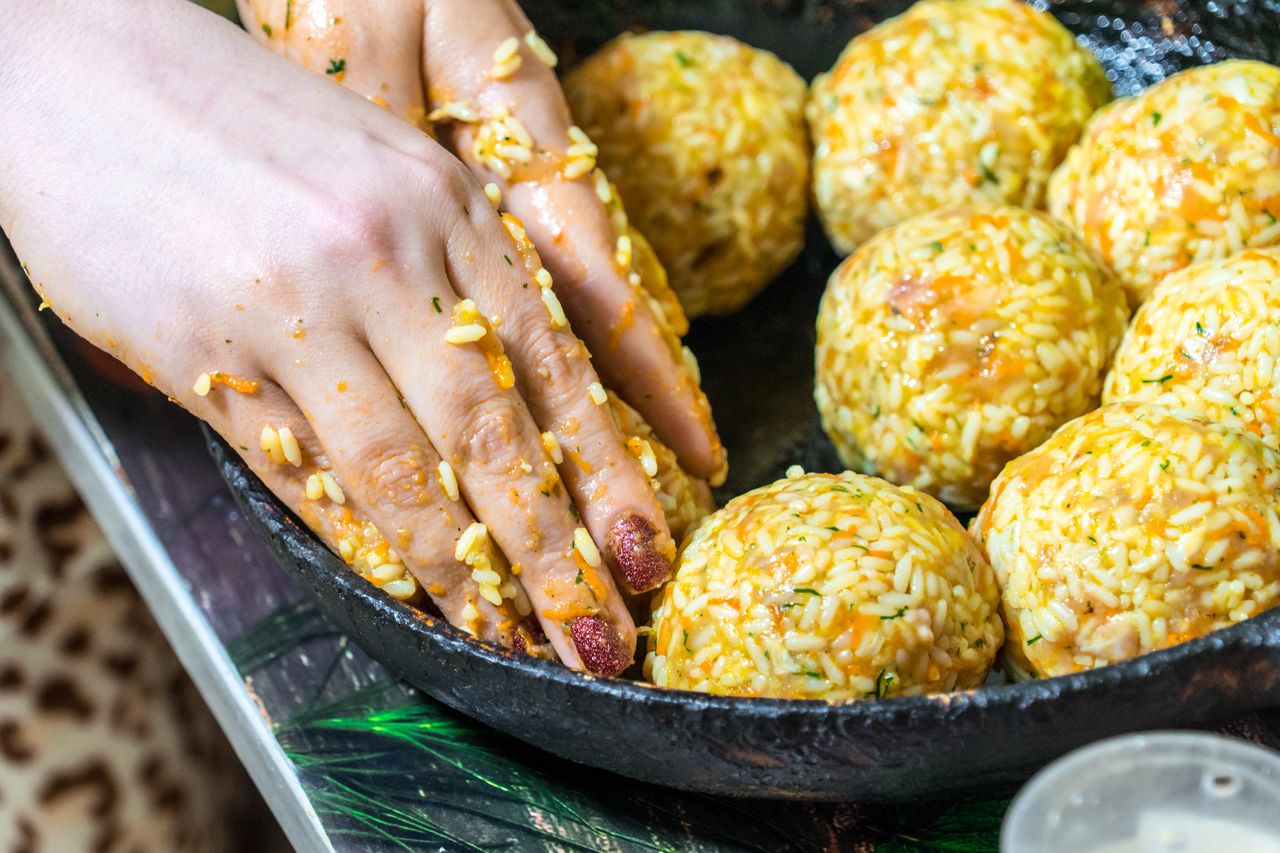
[1001,731,1280,853]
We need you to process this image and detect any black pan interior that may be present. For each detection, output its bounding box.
[210,0,1280,800]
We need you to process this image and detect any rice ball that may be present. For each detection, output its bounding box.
[815,206,1130,510]
[808,0,1109,253]
[645,471,1002,700]
[564,31,809,317]
[1049,59,1280,306]
[973,404,1280,680]
[1105,249,1280,448]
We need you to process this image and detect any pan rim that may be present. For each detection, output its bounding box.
[207,427,1280,723]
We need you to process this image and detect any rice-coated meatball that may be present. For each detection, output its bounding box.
[646,471,1002,700]
[1105,249,1280,449]
[808,0,1109,252]
[816,206,1130,510]
[565,31,809,317]
[973,404,1280,680]
[1049,59,1280,305]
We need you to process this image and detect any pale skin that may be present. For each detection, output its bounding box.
[0,0,725,675]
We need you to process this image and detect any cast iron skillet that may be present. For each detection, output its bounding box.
[209,0,1280,801]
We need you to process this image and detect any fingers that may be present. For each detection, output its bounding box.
[238,0,432,132]
[353,255,637,674]
[420,0,727,483]
[190,352,547,654]
[441,205,678,593]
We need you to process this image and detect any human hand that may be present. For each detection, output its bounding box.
[236,0,727,484]
[0,0,705,673]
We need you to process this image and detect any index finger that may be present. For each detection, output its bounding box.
[420,0,727,484]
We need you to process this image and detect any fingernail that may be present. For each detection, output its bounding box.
[570,615,631,676]
[609,514,672,593]
[512,618,548,656]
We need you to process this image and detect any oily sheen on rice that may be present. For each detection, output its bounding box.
[815,206,1130,510]
[1105,249,1280,449]
[646,471,1002,700]
[973,404,1280,680]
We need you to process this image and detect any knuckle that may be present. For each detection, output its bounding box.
[349,442,435,511]
[308,193,398,264]
[408,153,477,219]
[455,394,526,471]
[520,322,594,409]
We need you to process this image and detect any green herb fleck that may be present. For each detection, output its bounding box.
[574,569,583,584]
[974,639,986,649]
[803,669,823,679]
[873,669,897,698]
[1026,634,1042,646]
[503,254,512,266]
[1161,459,1171,471]
[431,296,442,313]
[674,50,694,68]
[1141,439,1152,447]
[682,630,691,653]
[1191,563,1213,571]
[1141,374,1173,385]
[929,240,944,253]
[1195,321,1206,335]
[326,58,346,75]
[978,161,999,184]
[793,587,820,596]
[831,486,850,494]
[881,606,908,621]
[1266,209,1278,225]
[261,22,273,36]
[1151,111,1163,126]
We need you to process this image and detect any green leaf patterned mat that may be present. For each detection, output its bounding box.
[232,601,1011,852]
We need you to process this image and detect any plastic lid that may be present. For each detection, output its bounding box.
[1002,731,1280,853]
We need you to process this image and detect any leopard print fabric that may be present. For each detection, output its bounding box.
[0,368,265,852]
